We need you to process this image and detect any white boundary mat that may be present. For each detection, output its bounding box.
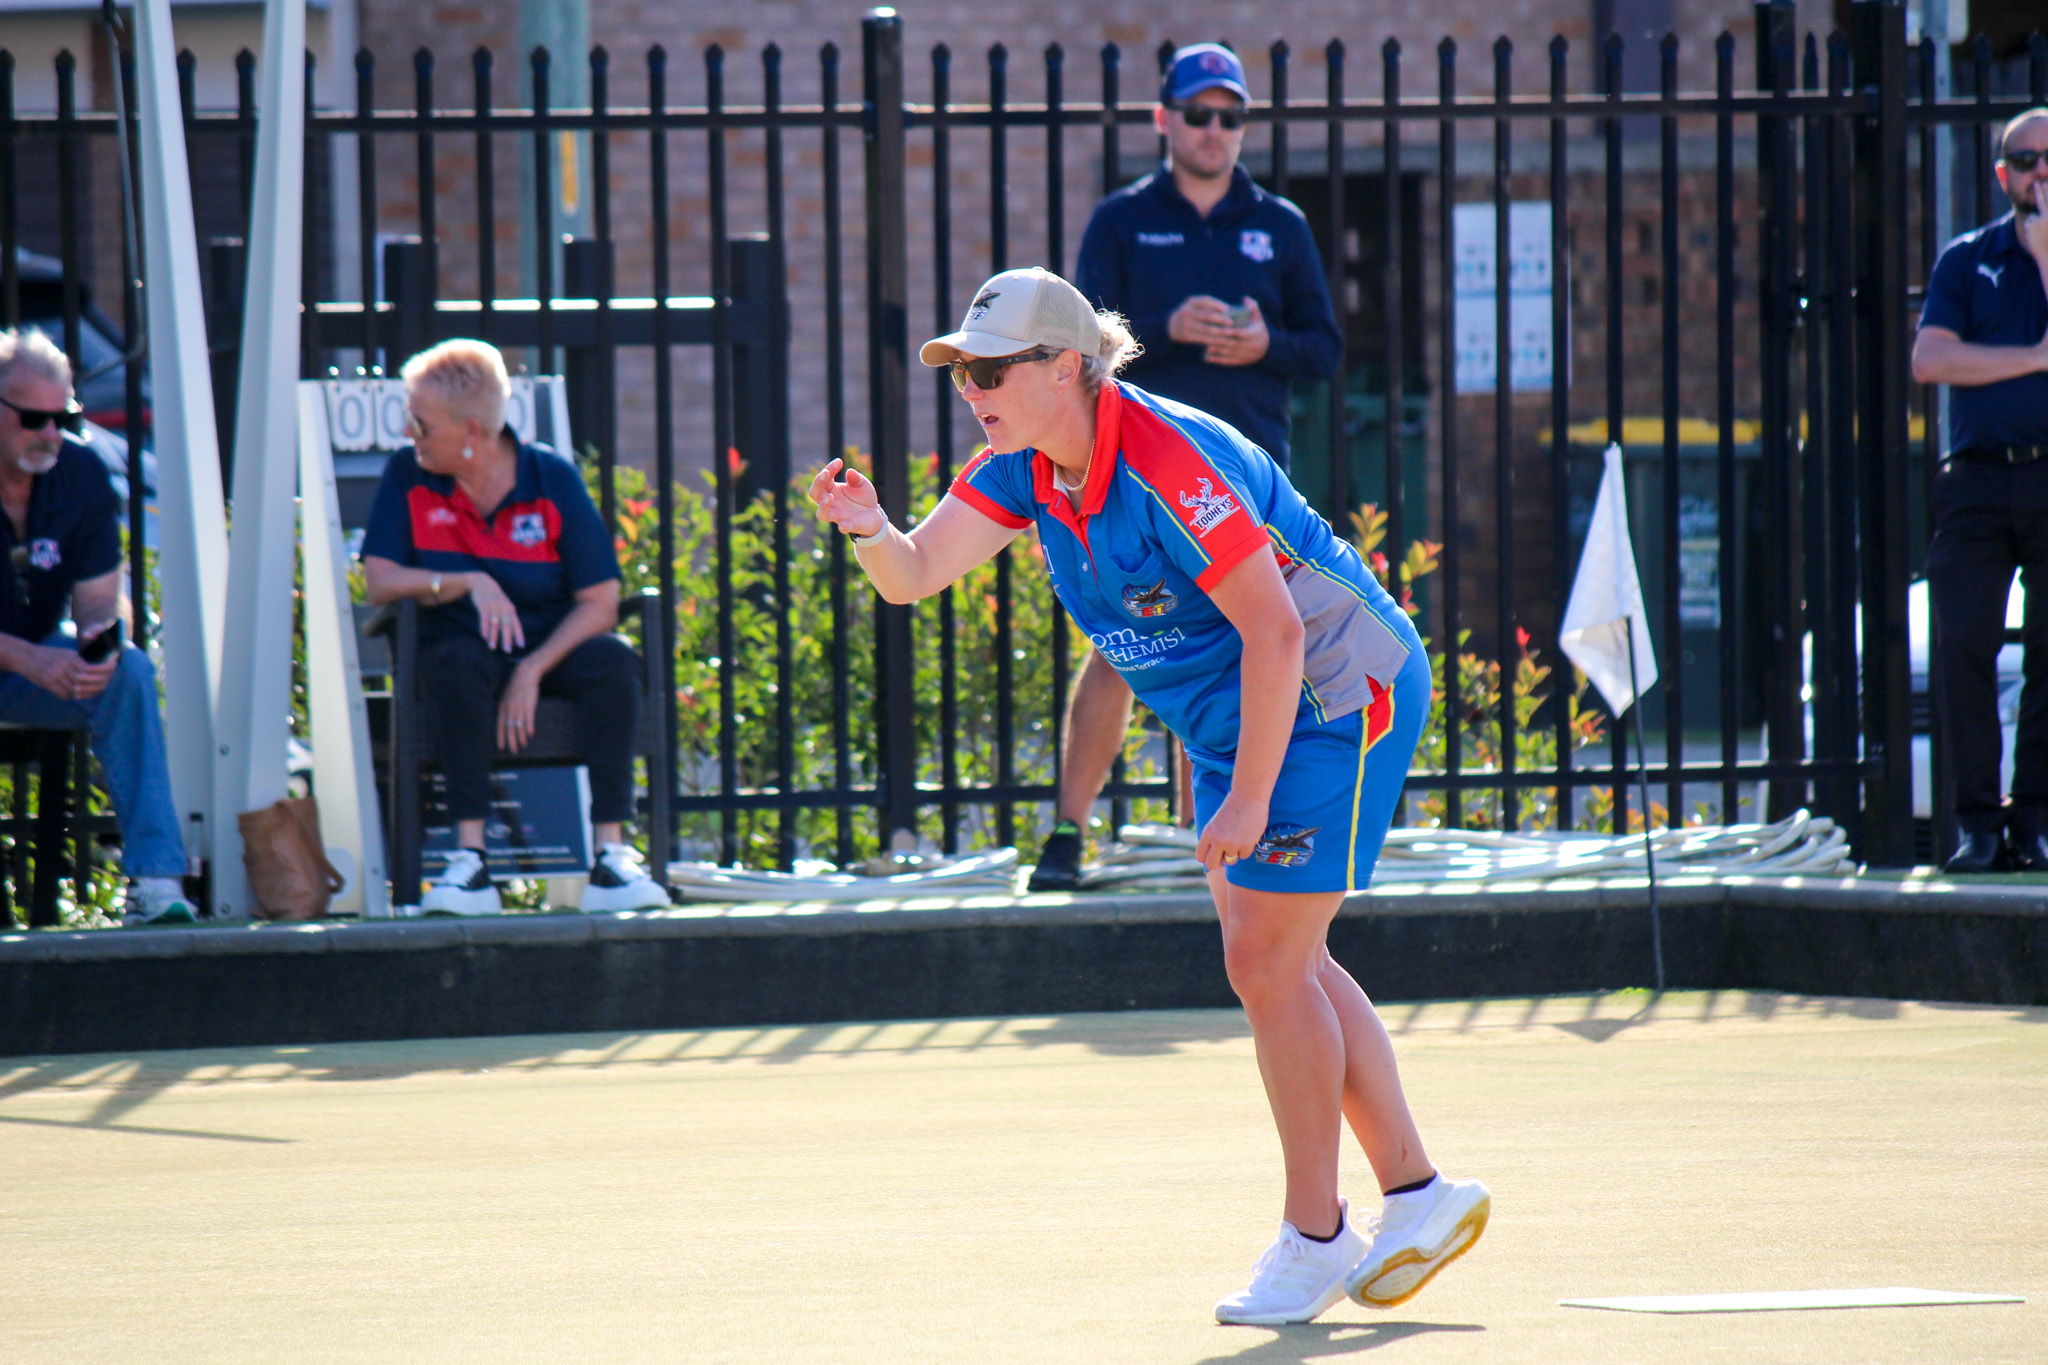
[1561,1288,2025,1314]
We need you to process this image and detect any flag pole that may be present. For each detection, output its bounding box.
[1626,621,1666,991]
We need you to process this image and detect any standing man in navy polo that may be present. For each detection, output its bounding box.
[1026,43,1343,890]
[1913,107,2048,873]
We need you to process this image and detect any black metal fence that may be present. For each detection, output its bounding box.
[3,2,2045,878]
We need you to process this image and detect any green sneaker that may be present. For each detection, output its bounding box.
[124,878,197,927]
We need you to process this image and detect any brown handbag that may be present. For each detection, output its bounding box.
[238,796,346,921]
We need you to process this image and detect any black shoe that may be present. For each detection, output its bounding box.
[1027,820,1085,892]
[2007,807,2048,873]
[1942,828,2008,875]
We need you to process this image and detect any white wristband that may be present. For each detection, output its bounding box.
[848,521,890,547]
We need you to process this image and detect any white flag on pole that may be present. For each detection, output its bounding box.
[1560,444,1659,717]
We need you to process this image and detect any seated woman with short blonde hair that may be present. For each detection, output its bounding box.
[359,338,668,914]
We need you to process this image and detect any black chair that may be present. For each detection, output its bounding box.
[360,590,672,908]
[0,724,112,928]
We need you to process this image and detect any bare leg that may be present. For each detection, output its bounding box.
[1056,649,1136,825]
[1317,951,1433,1192]
[593,822,623,848]
[456,819,486,849]
[1209,869,1351,1237]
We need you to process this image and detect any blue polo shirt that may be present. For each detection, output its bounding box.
[0,433,124,645]
[358,440,619,646]
[948,381,1416,766]
[1075,164,1343,466]
[1919,212,2048,451]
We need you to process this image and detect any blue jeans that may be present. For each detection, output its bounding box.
[0,632,186,877]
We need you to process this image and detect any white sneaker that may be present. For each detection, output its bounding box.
[1346,1174,1490,1309]
[421,848,502,916]
[1214,1199,1367,1326]
[124,877,197,927]
[578,843,671,911]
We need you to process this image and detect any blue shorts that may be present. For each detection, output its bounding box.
[1192,645,1429,894]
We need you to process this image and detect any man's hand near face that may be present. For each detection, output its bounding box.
[2023,180,2048,272]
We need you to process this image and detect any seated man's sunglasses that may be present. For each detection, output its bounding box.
[2003,149,2044,172]
[949,348,1059,393]
[0,394,84,434]
[1176,104,1247,130]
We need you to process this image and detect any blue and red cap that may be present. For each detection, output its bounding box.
[1161,43,1249,106]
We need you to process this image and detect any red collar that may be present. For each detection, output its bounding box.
[1031,381,1123,534]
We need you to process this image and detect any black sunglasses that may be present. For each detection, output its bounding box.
[1176,104,1246,130]
[949,348,1058,393]
[2004,149,2045,172]
[0,394,83,434]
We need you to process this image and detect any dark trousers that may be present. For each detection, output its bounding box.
[1927,462,2048,829]
[421,631,641,826]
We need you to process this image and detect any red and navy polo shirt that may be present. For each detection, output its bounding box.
[358,440,619,647]
[948,381,1418,766]
[0,434,124,645]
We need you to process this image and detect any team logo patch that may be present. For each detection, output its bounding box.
[1122,579,1178,617]
[426,506,459,526]
[27,539,59,570]
[1239,229,1274,262]
[967,288,1001,321]
[1178,477,1240,537]
[1252,823,1319,867]
[1200,51,1230,75]
[509,513,547,547]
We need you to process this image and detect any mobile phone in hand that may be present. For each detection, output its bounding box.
[78,620,123,664]
[1226,304,1254,328]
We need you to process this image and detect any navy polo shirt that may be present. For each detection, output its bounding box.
[1918,212,2048,451]
[1075,164,1343,465]
[358,440,619,647]
[0,433,124,644]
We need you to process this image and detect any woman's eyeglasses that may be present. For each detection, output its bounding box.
[2004,149,2045,172]
[0,394,83,434]
[1176,105,1246,131]
[949,348,1058,393]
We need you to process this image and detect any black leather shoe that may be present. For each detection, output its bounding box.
[1027,820,1085,892]
[2007,808,2048,873]
[1942,829,2008,875]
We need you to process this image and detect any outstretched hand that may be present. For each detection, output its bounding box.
[807,459,888,540]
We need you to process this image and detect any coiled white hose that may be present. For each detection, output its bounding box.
[662,810,1854,902]
[1079,809,1856,890]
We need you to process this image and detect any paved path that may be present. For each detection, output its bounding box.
[3,992,2042,1363]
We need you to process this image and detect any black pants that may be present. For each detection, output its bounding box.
[1927,460,2048,830]
[421,631,641,826]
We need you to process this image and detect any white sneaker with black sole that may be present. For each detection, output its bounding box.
[421,848,502,916]
[1214,1199,1367,1325]
[1346,1174,1490,1309]
[123,877,198,927]
[579,843,671,912]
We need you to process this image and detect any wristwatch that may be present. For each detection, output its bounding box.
[848,521,889,547]
[428,572,443,603]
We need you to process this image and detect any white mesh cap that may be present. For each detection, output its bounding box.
[919,267,1102,366]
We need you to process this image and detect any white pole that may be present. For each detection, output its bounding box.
[131,0,229,882]
[210,0,307,919]
[297,385,387,916]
